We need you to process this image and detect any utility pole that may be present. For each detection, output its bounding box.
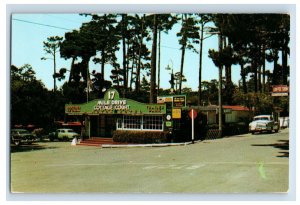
[150,14,158,103]
[53,51,57,92]
[218,34,223,138]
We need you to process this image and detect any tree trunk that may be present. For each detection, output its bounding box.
[218,34,223,138]
[135,14,145,93]
[179,45,186,95]
[150,14,158,103]
[179,14,187,95]
[101,48,105,80]
[53,48,57,92]
[253,45,258,93]
[253,62,258,93]
[198,23,204,106]
[262,45,266,93]
[126,41,130,90]
[258,45,262,93]
[122,14,127,96]
[81,58,90,103]
[130,56,136,91]
[68,57,75,83]
[157,30,161,96]
[282,43,288,85]
[272,49,279,85]
[240,63,247,94]
[116,67,120,88]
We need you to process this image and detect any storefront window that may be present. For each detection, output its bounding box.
[117,118,123,129]
[117,115,163,131]
[123,116,142,130]
[143,116,163,130]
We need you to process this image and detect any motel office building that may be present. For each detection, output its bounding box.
[65,89,250,142]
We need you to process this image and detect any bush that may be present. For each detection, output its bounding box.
[112,130,168,144]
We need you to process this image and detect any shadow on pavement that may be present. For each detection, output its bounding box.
[251,140,289,158]
[10,143,57,153]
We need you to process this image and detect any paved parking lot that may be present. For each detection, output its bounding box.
[10,129,289,194]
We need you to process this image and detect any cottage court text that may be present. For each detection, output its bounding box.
[94,100,130,111]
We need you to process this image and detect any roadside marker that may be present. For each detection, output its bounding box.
[189,109,197,143]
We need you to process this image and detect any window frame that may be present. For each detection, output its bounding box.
[116,115,164,131]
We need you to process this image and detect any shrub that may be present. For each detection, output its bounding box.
[112,130,168,144]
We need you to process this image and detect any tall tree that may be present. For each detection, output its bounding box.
[60,27,96,85]
[156,14,178,95]
[177,14,200,94]
[121,14,128,95]
[87,14,120,80]
[135,14,146,93]
[197,14,212,105]
[42,36,63,92]
[59,30,80,83]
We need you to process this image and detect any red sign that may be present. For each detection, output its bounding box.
[189,109,197,119]
[272,85,289,93]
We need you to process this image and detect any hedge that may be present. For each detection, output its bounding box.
[112,130,168,144]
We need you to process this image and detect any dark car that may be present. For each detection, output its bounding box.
[11,129,36,146]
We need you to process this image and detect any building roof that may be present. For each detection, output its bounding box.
[223,105,250,111]
[184,105,250,112]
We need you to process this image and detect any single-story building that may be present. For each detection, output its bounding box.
[65,89,251,142]
[65,89,168,138]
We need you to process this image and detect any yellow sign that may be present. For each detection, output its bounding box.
[172,108,181,119]
[66,106,81,113]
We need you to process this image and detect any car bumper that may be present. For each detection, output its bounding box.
[249,127,272,132]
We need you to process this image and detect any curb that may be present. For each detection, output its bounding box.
[101,141,200,148]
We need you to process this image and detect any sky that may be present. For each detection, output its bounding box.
[11,13,246,92]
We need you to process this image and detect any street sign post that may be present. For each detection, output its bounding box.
[189,109,197,143]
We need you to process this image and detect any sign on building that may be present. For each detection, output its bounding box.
[157,95,186,108]
[271,85,289,96]
[173,96,186,107]
[172,108,181,119]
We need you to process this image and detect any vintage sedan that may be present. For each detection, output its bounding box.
[11,129,36,146]
[249,115,279,134]
[49,128,80,141]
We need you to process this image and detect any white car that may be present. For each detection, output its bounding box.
[49,129,80,141]
[249,115,279,134]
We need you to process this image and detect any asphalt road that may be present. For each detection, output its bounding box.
[10,128,289,193]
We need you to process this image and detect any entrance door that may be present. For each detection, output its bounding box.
[90,116,98,137]
[90,115,117,137]
[99,115,116,137]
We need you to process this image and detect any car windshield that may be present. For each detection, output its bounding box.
[67,130,75,133]
[254,117,269,121]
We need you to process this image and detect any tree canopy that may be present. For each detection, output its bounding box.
[11,13,290,128]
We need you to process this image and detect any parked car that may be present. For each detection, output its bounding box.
[11,129,36,146]
[249,115,279,134]
[49,129,80,141]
